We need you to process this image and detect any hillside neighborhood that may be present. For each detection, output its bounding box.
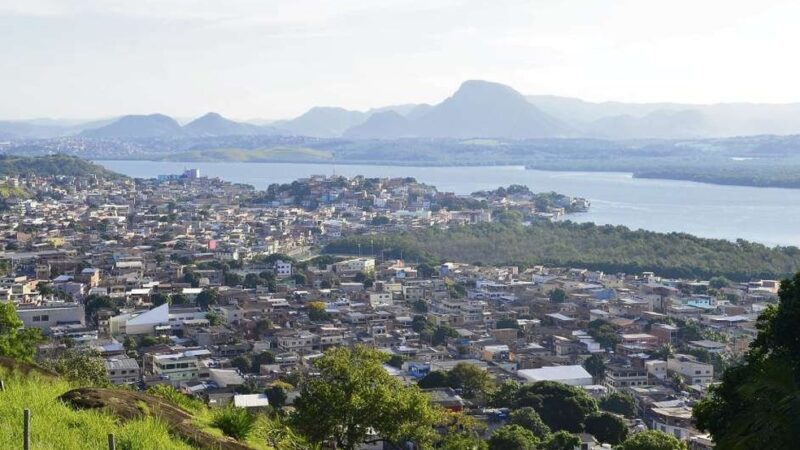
[0,167,777,449]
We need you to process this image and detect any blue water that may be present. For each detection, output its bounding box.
[96,160,800,247]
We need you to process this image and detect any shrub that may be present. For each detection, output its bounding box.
[212,406,256,440]
[147,384,204,413]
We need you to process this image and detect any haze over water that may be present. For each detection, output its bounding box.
[98,160,800,247]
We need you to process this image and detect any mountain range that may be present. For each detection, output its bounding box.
[7,80,800,140]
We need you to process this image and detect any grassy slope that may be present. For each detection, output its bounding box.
[0,183,29,199]
[0,368,192,450]
[0,366,279,450]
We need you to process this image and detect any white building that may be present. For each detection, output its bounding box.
[517,365,593,386]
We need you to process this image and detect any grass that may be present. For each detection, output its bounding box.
[0,368,193,450]
[0,363,311,449]
[0,183,29,199]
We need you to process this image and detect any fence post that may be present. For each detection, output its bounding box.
[108,433,116,450]
[23,408,30,450]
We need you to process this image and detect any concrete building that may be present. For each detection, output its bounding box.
[518,365,593,386]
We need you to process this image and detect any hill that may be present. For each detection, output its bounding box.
[343,110,412,139]
[183,112,272,137]
[0,361,194,450]
[0,154,123,179]
[273,107,368,138]
[324,220,800,280]
[81,113,184,139]
[0,357,295,449]
[410,80,569,139]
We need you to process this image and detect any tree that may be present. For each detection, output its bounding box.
[195,289,219,309]
[291,346,440,450]
[40,349,109,386]
[206,311,223,326]
[170,293,188,305]
[84,295,117,322]
[709,276,731,290]
[243,273,260,289]
[0,302,43,361]
[549,288,567,303]
[617,430,686,450]
[584,412,628,445]
[490,380,521,408]
[151,292,170,307]
[650,343,675,361]
[440,434,488,450]
[265,382,291,409]
[600,392,636,418]
[448,362,494,400]
[588,320,621,350]
[516,381,599,433]
[231,356,251,373]
[693,272,800,449]
[418,370,450,389]
[251,350,276,373]
[541,430,581,450]
[583,354,606,382]
[495,318,519,329]
[509,407,551,439]
[224,272,243,287]
[488,425,539,450]
[306,301,329,322]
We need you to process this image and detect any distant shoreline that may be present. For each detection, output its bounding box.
[93,157,800,190]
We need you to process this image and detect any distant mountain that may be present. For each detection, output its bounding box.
[81,114,184,139]
[344,80,569,139]
[274,107,369,138]
[343,111,412,139]
[526,95,800,139]
[183,112,270,137]
[0,121,68,139]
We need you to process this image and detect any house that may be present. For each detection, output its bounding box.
[104,357,140,385]
[517,365,593,386]
[667,356,714,386]
[16,303,85,331]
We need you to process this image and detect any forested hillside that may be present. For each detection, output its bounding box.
[325,220,800,280]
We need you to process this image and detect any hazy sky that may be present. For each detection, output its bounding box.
[3,0,800,120]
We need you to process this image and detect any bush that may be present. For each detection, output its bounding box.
[147,384,204,413]
[212,406,256,440]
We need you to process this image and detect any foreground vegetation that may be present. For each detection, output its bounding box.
[0,366,193,450]
[326,220,800,280]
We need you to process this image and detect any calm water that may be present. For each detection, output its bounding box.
[96,160,800,247]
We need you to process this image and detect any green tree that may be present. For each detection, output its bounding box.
[206,311,223,326]
[509,407,551,439]
[516,381,599,433]
[583,354,606,382]
[231,355,251,373]
[439,434,488,450]
[40,349,109,386]
[709,276,731,289]
[0,302,43,361]
[448,362,494,400]
[418,370,450,389]
[541,430,581,450]
[584,412,627,445]
[251,350,276,372]
[588,320,621,350]
[650,343,675,361]
[693,272,800,449]
[306,301,330,322]
[195,289,219,309]
[617,430,686,450]
[549,288,567,303]
[170,293,188,305]
[600,392,636,418]
[291,346,440,450]
[151,292,170,307]
[265,382,291,409]
[489,380,521,408]
[488,425,539,450]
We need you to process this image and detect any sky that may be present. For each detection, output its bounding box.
[2,0,800,121]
